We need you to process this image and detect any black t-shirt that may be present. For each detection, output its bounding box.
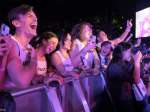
[107,60,134,101]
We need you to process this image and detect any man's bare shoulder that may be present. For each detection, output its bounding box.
[6,37,20,64]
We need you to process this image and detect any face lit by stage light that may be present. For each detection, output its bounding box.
[101,43,112,56]
[45,37,58,54]
[98,31,108,42]
[80,25,92,41]
[13,10,38,39]
[63,33,72,50]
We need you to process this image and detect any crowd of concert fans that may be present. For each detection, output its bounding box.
[1,4,150,112]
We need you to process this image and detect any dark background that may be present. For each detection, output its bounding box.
[0,0,149,38]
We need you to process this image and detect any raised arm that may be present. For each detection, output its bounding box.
[133,51,142,84]
[111,19,133,46]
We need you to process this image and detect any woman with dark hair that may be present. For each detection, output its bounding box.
[32,31,63,85]
[51,32,81,112]
[107,42,143,112]
[51,32,78,78]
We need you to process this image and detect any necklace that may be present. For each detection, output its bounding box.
[11,36,32,53]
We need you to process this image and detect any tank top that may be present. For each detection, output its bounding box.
[37,58,47,76]
[56,51,74,72]
[11,36,33,63]
[4,36,33,89]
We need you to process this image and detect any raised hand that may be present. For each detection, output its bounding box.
[126,19,133,30]
[132,51,142,65]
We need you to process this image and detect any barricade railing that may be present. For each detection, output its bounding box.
[10,74,105,112]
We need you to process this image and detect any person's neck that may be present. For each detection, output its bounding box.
[80,39,88,46]
[60,47,67,54]
[37,47,45,58]
[14,32,31,48]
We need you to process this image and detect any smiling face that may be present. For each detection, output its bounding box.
[45,37,58,54]
[63,33,72,50]
[101,43,112,56]
[13,10,38,39]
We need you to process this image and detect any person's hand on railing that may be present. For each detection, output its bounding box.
[31,75,45,85]
[71,72,80,80]
[47,72,64,85]
[79,66,96,77]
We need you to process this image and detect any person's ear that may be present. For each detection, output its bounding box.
[12,20,21,28]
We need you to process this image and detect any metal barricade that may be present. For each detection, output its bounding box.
[10,74,106,112]
[11,85,51,112]
[45,86,63,112]
[11,85,64,112]
[60,77,91,112]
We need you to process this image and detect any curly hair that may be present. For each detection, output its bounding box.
[71,22,92,41]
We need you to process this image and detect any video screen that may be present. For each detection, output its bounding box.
[136,7,150,38]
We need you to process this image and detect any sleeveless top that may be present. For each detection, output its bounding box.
[37,58,47,76]
[11,36,33,63]
[4,36,33,89]
[56,51,74,72]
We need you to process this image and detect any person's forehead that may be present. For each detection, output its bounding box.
[17,11,36,20]
[82,25,91,30]
[25,10,36,16]
[18,10,35,17]
[48,37,58,42]
[102,44,111,48]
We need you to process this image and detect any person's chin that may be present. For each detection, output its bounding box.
[32,32,37,37]
[67,47,71,50]
[30,30,37,36]
[47,50,53,54]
